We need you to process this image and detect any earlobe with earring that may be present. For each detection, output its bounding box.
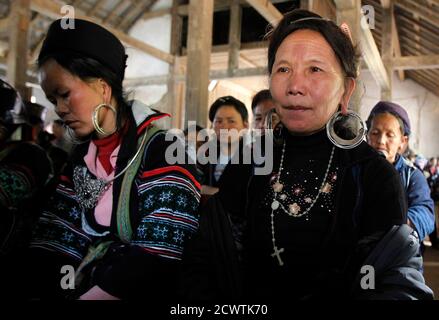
[326,108,367,149]
[92,103,117,136]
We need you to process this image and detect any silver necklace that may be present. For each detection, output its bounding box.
[270,141,335,266]
[73,131,148,210]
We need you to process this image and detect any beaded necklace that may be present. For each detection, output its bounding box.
[269,140,335,266]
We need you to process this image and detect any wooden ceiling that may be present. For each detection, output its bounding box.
[0,0,438,98]
[363,0,439,96]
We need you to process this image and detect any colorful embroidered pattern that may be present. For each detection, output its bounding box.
[0,165,32,209]
[29,128,201,263]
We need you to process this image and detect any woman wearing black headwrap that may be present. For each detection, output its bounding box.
[23,19,201,300]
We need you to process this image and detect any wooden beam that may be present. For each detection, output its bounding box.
[120,0,160,31]
[395,0,439,27]
[220,79,256,97]
[142,8,172,20]
[210,66,267,79]
[334,0,360,51]
[334,0,361,111]
[185,0,214,127]
[393,55,439,70]
[125,66,268,87]
[392,12,405,80]
[380,0,391,8]
[7,0,32,100]
[0,17,9,38]
[228,0,242,74]
[300,0,311,10]
[381,2,393,100]
[114,0,142,30]
[183,41,268,55]
[239,53,258,67]
[313,0,337,20]
[88,0,107,17]
[245,0,283,26]
[334,0,357,10]
[167,0,185,129]
[359,8,391,92]
[30,0,175,64]
[103,0,130,24]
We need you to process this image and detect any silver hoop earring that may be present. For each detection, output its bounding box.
[92,103,117,136]
[326,110,366,149]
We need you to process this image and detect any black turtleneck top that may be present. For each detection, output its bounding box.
[246,128,340,299]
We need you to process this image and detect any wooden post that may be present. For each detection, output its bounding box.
[310,0,336,20]
[334,0,362,112]
[381,2,394,101]
[167,0,184,129]
[7,0,31,101]
[228,0,242,76]
[185,0,214,128]
[300,0,312,11]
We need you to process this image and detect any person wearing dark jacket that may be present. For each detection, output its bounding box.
[0,79,53,297]
[202,96,249,195]
[181,9,433,301]
[366,101,435,243]
[21,19,200,300]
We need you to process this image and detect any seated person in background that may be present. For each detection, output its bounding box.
[202,96,249,195]
[366,101,435,250]
[251,89,280,131]
[22,18,201,300]
[0,79,53,296]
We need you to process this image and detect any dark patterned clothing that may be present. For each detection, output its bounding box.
[216,127,408,300]
[26,101,201,299]
[0,142,52,255]
[0,142,53,298]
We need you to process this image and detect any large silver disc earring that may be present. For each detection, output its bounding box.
[92,103,117,136]
[326,110,366,149]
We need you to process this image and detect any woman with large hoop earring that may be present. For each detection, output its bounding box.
[23,19,201,300]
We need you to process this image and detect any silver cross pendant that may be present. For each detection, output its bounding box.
[271,246,285,266]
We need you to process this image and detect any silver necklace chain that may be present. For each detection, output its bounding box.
[270,141,335,266]
[73,130,148,210]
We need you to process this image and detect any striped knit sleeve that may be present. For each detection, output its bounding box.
[132,131,201,260]
[29,174,92,262]
[93,131,202,298]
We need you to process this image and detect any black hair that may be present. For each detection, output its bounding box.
[208,96,248,123]
[266,9,360,79]
[38,53,130,133]
[251,89,273,113]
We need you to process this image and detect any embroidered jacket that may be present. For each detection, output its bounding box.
[28,101,201,298]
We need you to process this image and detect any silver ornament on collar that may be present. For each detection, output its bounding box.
[73,166,110,210]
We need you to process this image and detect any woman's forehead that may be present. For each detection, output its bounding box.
[276,29,337,60]
[215,105,241,117]
[371,113,403,129]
